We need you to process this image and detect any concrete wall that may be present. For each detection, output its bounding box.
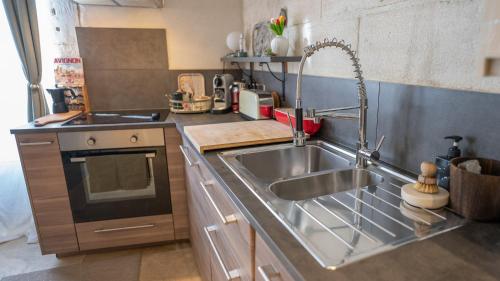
[242,0,500,94]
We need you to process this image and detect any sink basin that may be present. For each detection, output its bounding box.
[270,169,384,201]
[235,145,352,182]
[219,141,465,270]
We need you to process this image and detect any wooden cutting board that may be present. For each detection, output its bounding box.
[184,120,293,153]
[34,111,82,127]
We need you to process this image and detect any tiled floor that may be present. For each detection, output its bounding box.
[0,238,201,281]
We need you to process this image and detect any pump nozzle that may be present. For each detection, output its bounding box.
[444,135,462,158]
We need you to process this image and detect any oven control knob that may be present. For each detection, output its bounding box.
[130,135,138,143]
[87,137,96,146]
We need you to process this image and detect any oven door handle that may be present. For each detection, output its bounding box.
[70,153,157,163]
[70,157,86,163]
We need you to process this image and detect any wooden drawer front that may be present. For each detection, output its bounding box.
[205,225,242,281]
[185,161,211,227]
[202,180,253,281]
[76,215,174,251]
[256,234,294,281]
[16,133,78,254]
[181,140,254,281]
[181,141,252,245]
[187,177,211,281]
[17,133,68,199]
[165,127,189,240]
[182,143,253,281]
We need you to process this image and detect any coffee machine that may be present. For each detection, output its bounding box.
[211,74,234,114]
[46,88,77,113]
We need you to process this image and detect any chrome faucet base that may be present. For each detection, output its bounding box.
[293,131,307,147]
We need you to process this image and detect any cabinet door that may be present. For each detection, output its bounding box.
[206,225,241,281]
[185,158,211,281]
[76,214,174,251]
[16,133,79,254]
[165,127,189,239]
[255,234,294,281]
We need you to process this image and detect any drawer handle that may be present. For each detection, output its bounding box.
[204,225,240,281]
[19,141,54,146]
[179,145,198,167]
[93,224,156,233]
[258,265,281,281]
[200,181,237,225]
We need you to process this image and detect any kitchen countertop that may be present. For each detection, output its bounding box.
[172,113,500,281]
[10,109,176,134]
[10,111,500,280]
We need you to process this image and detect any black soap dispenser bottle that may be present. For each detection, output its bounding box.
[435,136,463,190]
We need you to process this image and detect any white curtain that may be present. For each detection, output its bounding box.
[0,1,37,244]
[2,0,49,122]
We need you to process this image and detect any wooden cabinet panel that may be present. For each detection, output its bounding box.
[255,234,294,281]
[182,139,254,281]
[165,127,189,240]
[17,133,70,199]
[76,214,174,251]
[203,180,254,281]
[186,161,211,281]
[16,133,79,255]
[207,225,243,281]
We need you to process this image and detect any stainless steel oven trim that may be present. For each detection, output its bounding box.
[58,128,165,151]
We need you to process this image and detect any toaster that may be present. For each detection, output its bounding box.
[239,89,274,120]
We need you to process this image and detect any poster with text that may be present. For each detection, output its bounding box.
[54,57,85,87]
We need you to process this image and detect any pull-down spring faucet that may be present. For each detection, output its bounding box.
[293,37,383,168]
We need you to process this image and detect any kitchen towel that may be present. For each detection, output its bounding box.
[86,155,119,194]
[116,153,150,190]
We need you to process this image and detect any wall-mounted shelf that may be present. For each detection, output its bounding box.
[221,56,302,63]
[221,56,302,102]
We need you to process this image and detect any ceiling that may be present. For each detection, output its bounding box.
[72,0,164,8]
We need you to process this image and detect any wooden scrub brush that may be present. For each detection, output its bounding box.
[401,161,449,209]
[414,162,439,194]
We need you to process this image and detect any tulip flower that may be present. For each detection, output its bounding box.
[269,15,286,36]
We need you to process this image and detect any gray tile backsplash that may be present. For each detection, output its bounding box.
[253,71,500,174]
[76,27,241,111]
[76,27,169,70]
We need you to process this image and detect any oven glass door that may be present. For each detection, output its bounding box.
[62,147,172,223]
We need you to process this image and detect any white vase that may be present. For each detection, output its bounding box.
[271,35,289,56]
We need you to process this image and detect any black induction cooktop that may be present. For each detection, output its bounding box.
[63,110,168,126]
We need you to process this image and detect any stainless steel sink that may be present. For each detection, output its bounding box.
[270,169,383,201]
[235,144,352,182]
[219,141,465,270]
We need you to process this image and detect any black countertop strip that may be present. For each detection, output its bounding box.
[10,109,176,134]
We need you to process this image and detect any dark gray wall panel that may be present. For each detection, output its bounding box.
[76,27,241,110]
[76,27,168,70]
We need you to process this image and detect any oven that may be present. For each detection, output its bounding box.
[58,128,171,223]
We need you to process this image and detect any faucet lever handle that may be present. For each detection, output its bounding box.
[375,135,385,152]
[286,112,295,136]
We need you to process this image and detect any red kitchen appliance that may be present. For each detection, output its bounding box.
[274,108,322,136]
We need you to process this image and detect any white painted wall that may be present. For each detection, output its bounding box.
[242,0,500,94]
[43,0,243,70]
[78,0,242,69]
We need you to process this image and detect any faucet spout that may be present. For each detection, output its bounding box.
[294,37,369,168]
